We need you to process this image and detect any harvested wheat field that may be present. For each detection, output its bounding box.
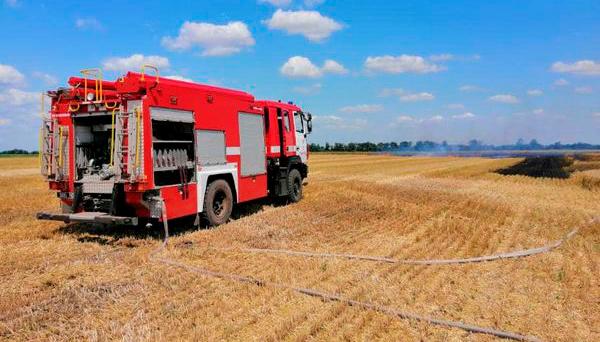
[1,154,599,341]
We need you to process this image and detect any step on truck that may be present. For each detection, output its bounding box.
[37,66,312,227]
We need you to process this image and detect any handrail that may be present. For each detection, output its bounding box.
[105,100,118,109]
[38,127,42,170]
[109,108,118,166]
[40,93,45,118]
[80,68,103,102]
[140,64,159,84]
[57,126,63,170]
[68,102,80,112]
[134,107,142,175]
[39,93,44,171]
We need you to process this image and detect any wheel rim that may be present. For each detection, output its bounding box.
[213,190,227,217]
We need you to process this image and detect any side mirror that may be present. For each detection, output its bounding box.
[306,113,312,133]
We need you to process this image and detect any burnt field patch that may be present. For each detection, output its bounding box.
[496,156,574,179]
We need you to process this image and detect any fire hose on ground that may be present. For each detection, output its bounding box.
[150,201,597,341]
[232,227,581,265]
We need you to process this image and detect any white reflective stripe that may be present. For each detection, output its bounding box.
[270,146,281,153]
[226,147,240,155]
[287,146,296,152]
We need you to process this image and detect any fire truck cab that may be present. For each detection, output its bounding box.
[37,68,312,227]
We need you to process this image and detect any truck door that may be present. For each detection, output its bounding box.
[293,111,307,163]
[279,109,296,157]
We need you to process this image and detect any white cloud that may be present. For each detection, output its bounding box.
[0,118,10,126]
[313,115,367,130]
[258,0,324,7]
[447,103,465,109]
[164,75,194,83]
[0,88,39,106]
[527,89,543,96]
[399,92,434,102]
[452,112,475,119]
[102,54,170,72]
[32,72,58,86]
[429,53,454,62]
[0,64,25,85]
[304,0,325,7]
[280,56,321,78]
[551,60,600,76]
[489,94,519,104]
[280,56,346,78]
[378,88,404,97]
[339,104,383,113]
[292,83,322,95]
[162,21,254,56]
[459,85,482,92]
[554,78,569,86]
[574,86,593,94]
[263,9,343,42]
[364,55,444,74]
[379,88,434,102]
[258,0,292,7]
[391,115,444,126]
[533,108,544,115]
[321,59,348,74]
[394,115,416,124]
[431,54,481,62]
[4,0,18,7]
[75,18,103,31]
[593,112,600,118]
[428,115,444,123]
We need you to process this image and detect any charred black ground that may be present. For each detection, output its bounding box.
[496,156,574,179]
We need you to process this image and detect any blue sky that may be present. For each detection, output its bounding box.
[1,0,599,150]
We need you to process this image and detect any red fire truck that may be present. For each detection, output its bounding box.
[37,67,312,227]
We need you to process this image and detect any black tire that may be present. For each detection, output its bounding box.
[287,168,303,203]
[203,179,233,226]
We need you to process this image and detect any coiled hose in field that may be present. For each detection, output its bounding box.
[150,202,597,341]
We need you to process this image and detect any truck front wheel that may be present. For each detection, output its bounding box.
[203,179,233,226]
[287,169,303,203]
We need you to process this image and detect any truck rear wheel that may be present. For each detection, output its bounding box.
[203,179,233,226]
[287,169,303,203]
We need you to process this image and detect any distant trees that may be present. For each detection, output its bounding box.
[0,149,38,155]
[309,142,380,152]
[3,137,600,156]
[309,139,600,152]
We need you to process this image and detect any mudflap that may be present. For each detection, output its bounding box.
[36,211,138,226]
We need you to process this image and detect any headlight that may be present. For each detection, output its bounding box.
[86,92,95,101]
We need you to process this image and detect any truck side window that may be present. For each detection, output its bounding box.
[294,111,303,133]
[283,110,290,131]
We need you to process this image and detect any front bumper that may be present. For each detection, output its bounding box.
[36,211,138,226]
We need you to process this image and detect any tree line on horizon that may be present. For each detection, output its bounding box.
[0,149,38,155]
[2,138,600,155]
[309,139,600,152]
